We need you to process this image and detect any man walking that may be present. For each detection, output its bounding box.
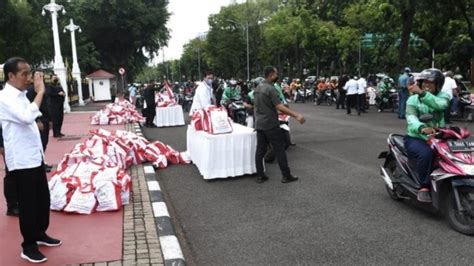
[0,57,61,263]
[254,66,305,184]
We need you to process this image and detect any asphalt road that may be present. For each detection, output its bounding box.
[143,103,474,265]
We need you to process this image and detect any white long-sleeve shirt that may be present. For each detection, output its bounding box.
[357,78,367,94]
[190,81,213,114]
[0,83,44,170]
[344,79,359,95]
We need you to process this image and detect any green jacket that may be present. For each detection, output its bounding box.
[274,82,287,104]
[221,86,241,105]
[406,91,450,140]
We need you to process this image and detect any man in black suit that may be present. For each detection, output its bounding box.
[46,75,65,137]
[142,83,157,128]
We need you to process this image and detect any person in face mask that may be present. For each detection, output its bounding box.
[253,66,306,184]
[189,70,215,115]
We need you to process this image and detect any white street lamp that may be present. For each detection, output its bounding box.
[42,0,71,112]
[64,19,84,106]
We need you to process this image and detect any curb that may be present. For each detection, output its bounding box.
[132,123,186,266]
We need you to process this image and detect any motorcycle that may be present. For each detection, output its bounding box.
[375,88,398,112]
[379,114,474,235]
[182,93,194,113]
[450,79,473,121]
[229,99,247,126]
[294,88,313,103]
[324,89,337,106]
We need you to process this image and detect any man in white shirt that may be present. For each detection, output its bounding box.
[441,71,458,123]
[0,57,61,263]
[344,76,359,115]
[357,75,367,113]
[190,71,214,115]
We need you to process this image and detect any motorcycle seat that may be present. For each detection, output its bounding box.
[390,134,408,156]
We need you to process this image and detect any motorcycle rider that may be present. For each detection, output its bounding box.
[405,68,449,202]
[221,79,242,119]
[377,76,394,112]
[441,71,458,123]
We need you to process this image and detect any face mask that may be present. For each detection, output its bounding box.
[206,79,213,86]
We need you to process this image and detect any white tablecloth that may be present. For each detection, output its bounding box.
[186,123,257,179]
[153,105,185,127]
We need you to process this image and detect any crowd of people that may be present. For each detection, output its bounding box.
[0,51,468,263]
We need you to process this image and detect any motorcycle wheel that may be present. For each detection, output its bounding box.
[236,112,247,126]
[326,97,333,106]
[385,159,403,201]
[445,186,474,235]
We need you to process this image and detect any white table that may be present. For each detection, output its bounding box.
[153,105,185,127]
[186,123,257,179]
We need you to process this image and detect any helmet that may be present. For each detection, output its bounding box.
[229,79,237,86]
[418,68,445,91]
[253,77,265,86]
[404,67,411,73]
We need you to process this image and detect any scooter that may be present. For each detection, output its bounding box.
[229,99,247,126]
[182,93,193,113]
[378,114,474,235]
[375,87,398,112]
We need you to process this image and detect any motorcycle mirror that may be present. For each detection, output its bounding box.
[419,114,433,123]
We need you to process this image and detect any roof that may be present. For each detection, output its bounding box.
[86,69,115,79]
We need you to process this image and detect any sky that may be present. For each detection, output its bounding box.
[152,0,244,65]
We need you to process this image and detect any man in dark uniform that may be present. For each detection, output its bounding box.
[47,75,65,137]
[142,83,157,128]
[254,66,306,184]
[27,84,53,172]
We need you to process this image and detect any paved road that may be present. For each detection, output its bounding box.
[143,103,474,265]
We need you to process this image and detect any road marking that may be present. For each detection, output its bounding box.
[144,166,155,174]
[148,181,161,191]
[152,202,170,217]
[159,235,184,260]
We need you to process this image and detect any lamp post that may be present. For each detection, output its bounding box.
[226,19,250,81]
[64,19,84,105]
[42,0,70,112]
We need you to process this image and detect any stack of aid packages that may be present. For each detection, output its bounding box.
[155,82,177,108]
[191,105,233,135]
[48,128,191,215]
[91,100,145,125]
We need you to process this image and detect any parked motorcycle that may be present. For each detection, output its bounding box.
[294,88,313,103]
[379,114,474,235]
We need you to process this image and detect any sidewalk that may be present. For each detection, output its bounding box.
[0,103,168,265]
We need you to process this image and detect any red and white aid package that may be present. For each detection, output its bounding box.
[94,181,122,212]
[117,171,132,205]
[64,189,97,215]
[49,176,70,211]
[191,109,204,131]
[179,151,192,164]
[206,106,233,134]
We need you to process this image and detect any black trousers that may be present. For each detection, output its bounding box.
[144,106,156,127]
[337,91,346,109]
[50,104,64,136]
[256,126,291,178]
[40,120,50,152]
[357,94,365,112]
[11,164,50,250]
[3,164,17,209]
[346,94,358,114]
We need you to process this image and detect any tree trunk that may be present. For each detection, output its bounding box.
[398,0,416,69]
[454,0,474,83]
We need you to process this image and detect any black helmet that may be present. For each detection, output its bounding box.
[418,68,445,91]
